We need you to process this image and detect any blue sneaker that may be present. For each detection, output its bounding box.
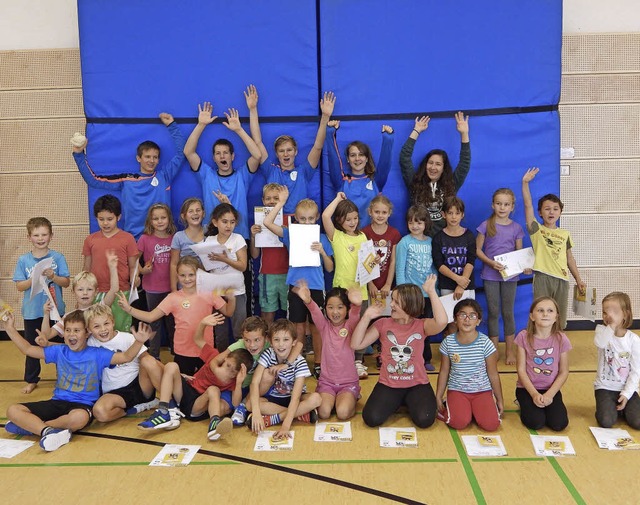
[137,408,184,431]
[231,404,248,427]
[207,417,232,441]
[5,422,34,436]
[39,427,71,451]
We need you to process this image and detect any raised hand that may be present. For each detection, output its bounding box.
[328,120,340,129]
[522,167,540,183]
[35,329,49,348]
[414,116,430,133]
[454,111,469,135]
[381,124,394,134]
[116,291,131,312]
[201,313,227,327]
[105,249,119,269]
[222,108,242,132]
[347,286,363,307]
[197,102,217,125]
[213,189,231,204]
[244,84,258,110]
[320,91,336,117]
[292,279,311,304]
[132,322,154,343]
[422,274,438,295]
[159,112,174,126]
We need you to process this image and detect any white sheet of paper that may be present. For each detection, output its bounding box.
[29,257,54,300]
[573,286,597,322]
[530,435,575,456]
[254,431,294,451]
[379,427,418,448]
[189,241,228,271]
[254,207,284,248]
[493,247,535,280]
[128,261,139,304]
[0,439,35,458]
[149,444,201,466]
[356,240,380,286]
[461,435,507,457]
[439,290,475,323]
[289,224,320,267]
[589,427,639,450]
[313,422,352,442]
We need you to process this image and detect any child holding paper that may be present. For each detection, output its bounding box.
[476,188,526,364]
[13,217,70,393]
[262,185,333,376]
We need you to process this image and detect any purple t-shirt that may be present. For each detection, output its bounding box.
[514,329,572,390]
[476,220,525,282]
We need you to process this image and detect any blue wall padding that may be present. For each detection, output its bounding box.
[77,0,562,336]
[319,0,562,113]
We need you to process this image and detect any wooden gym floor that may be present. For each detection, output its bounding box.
[0,331,637,505]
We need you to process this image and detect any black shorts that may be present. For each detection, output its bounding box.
[288,287,324,324]
[264,390,292,408]
[178,376,208,421]
[104,377,150,409]
[22,399,93,428]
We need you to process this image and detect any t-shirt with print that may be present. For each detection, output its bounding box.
[515,329,572,390]
[88,331,147,393]
[258,348,310,398]
[432,228,477,291]
[528,221,572,281]
[137,234,173,293]
[374,317,429,388]
[362,224,402,290]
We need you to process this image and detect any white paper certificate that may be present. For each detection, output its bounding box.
[493,247,535,280]
[254,207,284,248]
[288,224,321,267]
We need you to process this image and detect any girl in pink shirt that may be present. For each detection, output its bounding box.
[351,275,447,427]
[293,282,362,420]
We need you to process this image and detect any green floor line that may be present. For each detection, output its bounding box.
[529,429,586,505]
[274,458,458,465]
[448,427,486,505]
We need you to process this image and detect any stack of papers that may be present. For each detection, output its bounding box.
[0,439,34,458]
[314,422,352,442]
[254,431,295,451]
[379,427,418,448]
[461,435,507,457]
[530,435,575,456]
[589,427,640,450]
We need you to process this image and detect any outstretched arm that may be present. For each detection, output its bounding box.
[521,167,539,229]
[375,125,395,189]
[307,91,336,168]
[102,249,120,307]
[321,192,346,241]
[422,275,448,336]
[400,116,429,188]
[116,291,164,323]
[262,186,288,238]
[245,84,269,164]
[159,112,186,181]
[351,305,383,350]
[222,108,262,173]
[326,120,344,191]
[110,322,152,365]
[3,313,45,359]
[193,313,227,349]
[184,102,217,171]
[72,137,122,191]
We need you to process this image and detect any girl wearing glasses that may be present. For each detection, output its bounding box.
[435,299,503,431]
[514,297,572,431]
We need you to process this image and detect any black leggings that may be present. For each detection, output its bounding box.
[363,382,437,428]
[515,387,568,431]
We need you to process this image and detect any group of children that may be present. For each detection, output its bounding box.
[5,88,639,452]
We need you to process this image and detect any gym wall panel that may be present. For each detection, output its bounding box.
[0,49,81,90]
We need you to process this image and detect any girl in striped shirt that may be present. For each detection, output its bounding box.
[435,299,503,431]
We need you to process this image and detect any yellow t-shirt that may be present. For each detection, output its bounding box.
[528,221,573,280]
[330,229,368,300]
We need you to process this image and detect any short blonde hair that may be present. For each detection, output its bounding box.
[263,183,282,196]
[602,292,633,329]
[84,304,114,326]
[295,198,318,215]
[71,271,98,291]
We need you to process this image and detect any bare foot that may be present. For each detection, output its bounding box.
[505,353,516,366]
[22,383,37,394]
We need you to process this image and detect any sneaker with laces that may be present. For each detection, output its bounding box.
[39,427,71,452]
[126,398,160,416]
[355,360,368,379]
[297,408,318,424]
[5,422,34,436]
[207,417,232,441]
[231,404,248,426]
[137,408,184,431]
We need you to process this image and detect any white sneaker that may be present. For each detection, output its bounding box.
[39,428,71,451]
[126,398,160,415]
[231,404,248,426]
[355,360,368,379]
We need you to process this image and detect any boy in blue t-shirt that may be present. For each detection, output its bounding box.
[3,310,148,452]
[262,185,333,375]
[13,217,70,394]
[72,112,185,240]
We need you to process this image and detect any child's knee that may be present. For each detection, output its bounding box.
[309,392,322,409]
[335,405,355,421]
[68,409,91,431]
[165,361,180,375]
[7,403,28,420]
[206,386,221,398]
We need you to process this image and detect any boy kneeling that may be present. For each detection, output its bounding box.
[138,313,252,441]
[4,310,147,451]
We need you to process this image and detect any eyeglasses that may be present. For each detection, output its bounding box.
[533,356,554,366]
[456,312,478,321]
[533,367,552,375]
